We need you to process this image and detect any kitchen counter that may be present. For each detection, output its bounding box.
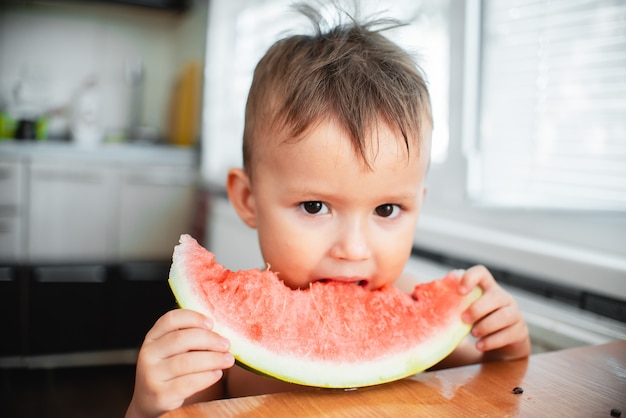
[161,340,625,417]
[0,141,197,165]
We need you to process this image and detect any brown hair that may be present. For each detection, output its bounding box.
[242,3,432,176]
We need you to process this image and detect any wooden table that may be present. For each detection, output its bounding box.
[162,340,625,417]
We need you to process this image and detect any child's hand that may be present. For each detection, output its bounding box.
[458,265,531,361]
[125,309,235,418]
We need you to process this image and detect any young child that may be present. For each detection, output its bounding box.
[125,5,531,418]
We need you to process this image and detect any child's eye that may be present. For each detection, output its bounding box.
[300,201,329,215]
[375,204,400,218]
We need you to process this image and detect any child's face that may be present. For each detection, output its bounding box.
[230,118,430,290]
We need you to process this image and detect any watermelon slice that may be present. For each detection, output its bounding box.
[168,234,481,389]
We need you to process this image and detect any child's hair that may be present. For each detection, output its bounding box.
[242,2,432,176]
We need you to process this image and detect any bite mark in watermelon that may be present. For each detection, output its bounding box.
[168,234,481,388]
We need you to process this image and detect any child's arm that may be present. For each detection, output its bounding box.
[433,265,531,369]
[125,309,235,418]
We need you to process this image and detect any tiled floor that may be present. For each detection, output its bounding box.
[1,365,135,418]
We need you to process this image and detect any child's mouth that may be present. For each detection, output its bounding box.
[317,279,369,287]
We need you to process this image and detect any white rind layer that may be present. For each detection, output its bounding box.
[220,313,471,388]
[169,249,480,388]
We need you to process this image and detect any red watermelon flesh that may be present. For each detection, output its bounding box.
[168,234,481,388]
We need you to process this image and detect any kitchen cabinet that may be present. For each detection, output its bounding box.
[0,143,197,362]
[0,143,198,263]
[118,165,196,260]
[0,267,23,356]
[0,160,25,261]
[27,161,197,262]
[107,262,177,348]
[29,265,107,354]
[28,162,117,261]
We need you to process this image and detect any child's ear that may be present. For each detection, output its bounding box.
[226,168,257,228]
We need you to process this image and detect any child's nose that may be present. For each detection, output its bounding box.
[330,219,371,261]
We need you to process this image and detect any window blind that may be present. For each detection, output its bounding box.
[468,0,626,211]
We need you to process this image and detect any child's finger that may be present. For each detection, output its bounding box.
[150,369,225,413]
[470,304,519,339]
[163,350,235,380]
[146,309,212,341]
[462,287,513,324]
[149,327,231,359]
[475,320,529,352]
[457,265,496,294]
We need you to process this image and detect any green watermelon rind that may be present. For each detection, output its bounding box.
[168,236,481,389]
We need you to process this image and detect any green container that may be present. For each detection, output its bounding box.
[0,112,17,139]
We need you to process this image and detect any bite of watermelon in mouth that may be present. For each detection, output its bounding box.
[316,278,368,287]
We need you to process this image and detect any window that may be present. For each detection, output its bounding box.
[415,0,626,302]
[469,0,626,211]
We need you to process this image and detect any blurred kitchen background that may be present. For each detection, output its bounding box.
[0,0,625,417]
